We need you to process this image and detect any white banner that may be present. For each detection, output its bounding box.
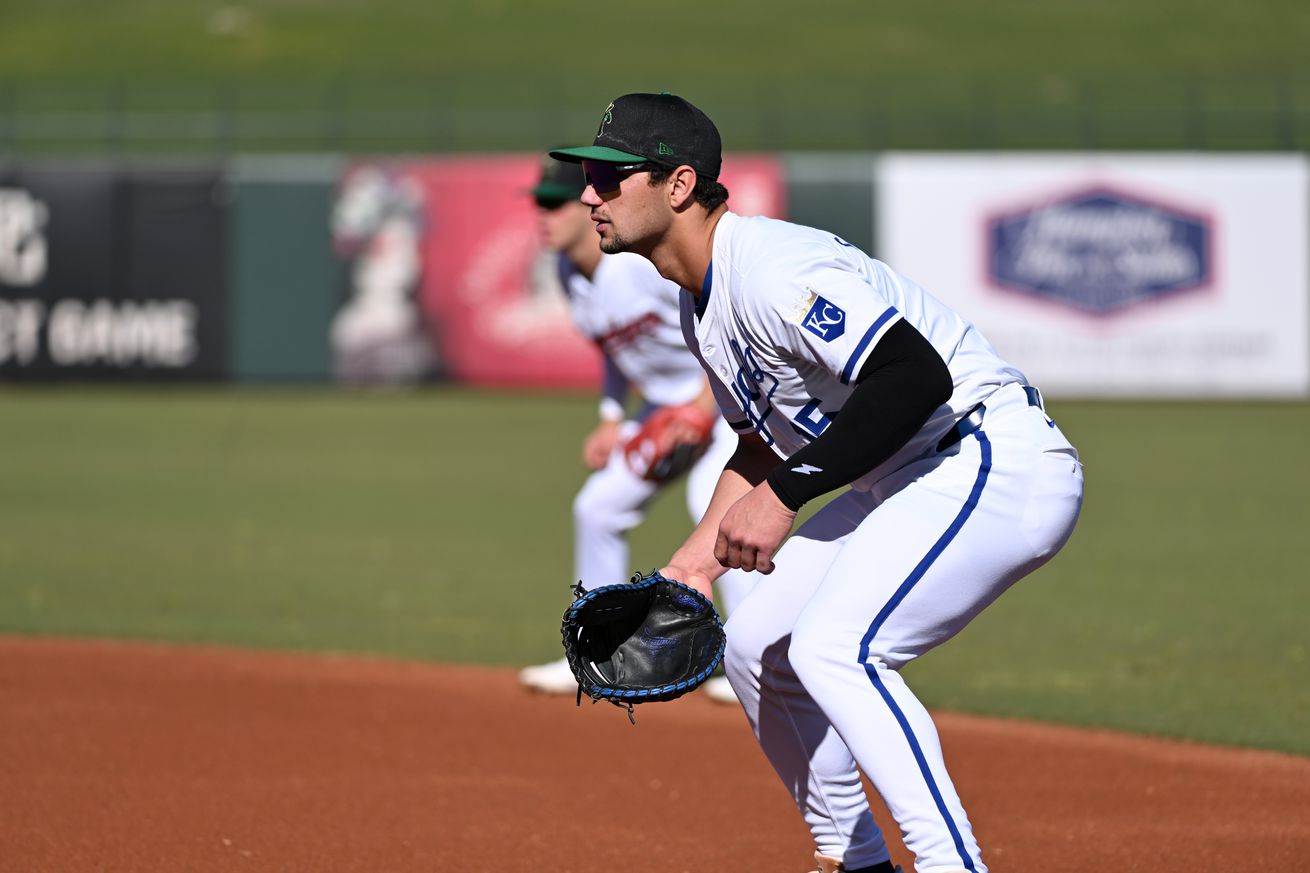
[877,153,1309,397]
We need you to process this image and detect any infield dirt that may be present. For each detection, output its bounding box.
[3,636,1307,872]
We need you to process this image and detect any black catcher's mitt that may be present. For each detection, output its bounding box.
[561,571,726,722]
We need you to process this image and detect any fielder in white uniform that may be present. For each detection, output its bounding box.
[519,156,751,699]
[553,95,1084,873]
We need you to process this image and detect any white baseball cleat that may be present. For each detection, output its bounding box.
[704,675,738,704]
[518,656,579,694]
[810,852,900,873]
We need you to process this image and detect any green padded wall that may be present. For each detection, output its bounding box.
[227,156,344,381]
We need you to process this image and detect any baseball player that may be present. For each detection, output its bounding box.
[518,155,751,702]
[551,95,1084,873]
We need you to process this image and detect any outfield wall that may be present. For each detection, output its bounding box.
[1,152,1306,397]
[0,162,229,379]
[878,153,1310,398]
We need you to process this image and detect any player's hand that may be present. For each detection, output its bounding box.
[582,420,621,469]
[658,563,715,600]
[714,482,797,575]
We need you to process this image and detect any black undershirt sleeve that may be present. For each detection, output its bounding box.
[765,319,953,512]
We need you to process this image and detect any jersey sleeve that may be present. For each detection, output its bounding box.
[744,250,903,385]
[600,351,630,406]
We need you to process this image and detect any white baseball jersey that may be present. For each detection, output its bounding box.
[561,251,706,408]
[680,211,1028,491]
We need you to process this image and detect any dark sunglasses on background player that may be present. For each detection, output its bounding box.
[582,160,654,194]
[534,197,573,210]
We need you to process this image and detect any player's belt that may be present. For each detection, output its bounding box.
[936,385,1046,452]
[936,403,986,452]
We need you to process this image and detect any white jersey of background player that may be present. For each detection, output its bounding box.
[553,94,1084,873]
[518,156,751,700]
[563,251,704,412]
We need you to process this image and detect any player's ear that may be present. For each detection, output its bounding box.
[668,165,699,210]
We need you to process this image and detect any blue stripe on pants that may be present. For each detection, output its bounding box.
[857,431,992,873]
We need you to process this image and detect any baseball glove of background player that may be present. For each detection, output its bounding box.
[561,570,726,722]
[623,404,716,484]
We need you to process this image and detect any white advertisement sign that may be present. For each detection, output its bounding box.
[877,153,1309,397]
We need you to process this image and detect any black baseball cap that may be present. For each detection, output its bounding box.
[531,154,587,202]
[550,93,722,181]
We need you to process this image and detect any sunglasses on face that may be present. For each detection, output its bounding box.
[581,160,653,194]
[534,197,573,211]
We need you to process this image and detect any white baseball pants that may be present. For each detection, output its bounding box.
[722,383,1084,873]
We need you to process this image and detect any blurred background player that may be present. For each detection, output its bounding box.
[329,164,432,384]
[518,156,752,702]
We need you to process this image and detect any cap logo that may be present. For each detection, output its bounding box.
[596,103,615,138]
[658,142,673,156]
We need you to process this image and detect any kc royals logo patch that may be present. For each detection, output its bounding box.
[986,185,1213,315]
[801,292,846,342]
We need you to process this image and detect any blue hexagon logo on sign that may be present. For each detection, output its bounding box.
[986,186,1213,315]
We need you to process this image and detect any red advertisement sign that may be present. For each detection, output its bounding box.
[342,155,784,388]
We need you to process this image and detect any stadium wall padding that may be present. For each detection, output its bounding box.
[0,161,228,380]
[226,156,344,382]
[5,152,1305,396]
[782,152,878,255]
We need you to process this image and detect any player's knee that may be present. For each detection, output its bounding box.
[721,617,755,675]
[721,613,769,681]
[792,606,915,674]
[786,623,834,691]
[787,618,898,691]
[572,484,621,532]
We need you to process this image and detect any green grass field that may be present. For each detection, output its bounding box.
[1,388,1306,755]
[1,1,1307,151]
[5,1,1306,79]
[2,1,1303,80]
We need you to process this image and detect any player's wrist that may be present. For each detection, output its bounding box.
[658,564,714,598]
[598,397,626,423]
[664,549,724,587]
[765,467,807,513]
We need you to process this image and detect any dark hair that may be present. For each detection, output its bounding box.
[647,165,729,212]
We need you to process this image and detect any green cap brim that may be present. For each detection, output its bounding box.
[548,145,647,164]
[531,181,583,201]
